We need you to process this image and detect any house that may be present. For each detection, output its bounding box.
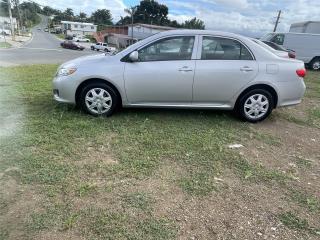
[0,16,18,35]
[94,23,176,46]
[61,21,97,37]
[128,23,175,40]
[290,21,320,34]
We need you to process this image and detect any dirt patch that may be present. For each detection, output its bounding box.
[0,176,43,240]
[33,231,86,240]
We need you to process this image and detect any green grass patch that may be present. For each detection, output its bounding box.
[54,33,65,40]
[122,192,153,211]
[289,190,320,212]
[0,41,12,48]
[279,212,320,235]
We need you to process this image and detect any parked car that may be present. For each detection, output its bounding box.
[261,32,320,70]
[73,36,90,42]
[65,35,73,40]
[91,42,117,52]
[250,39,294,59]
[44,28,48,32]
[262,41,296,58]
[53,30,306,122]
[60,41,85,50]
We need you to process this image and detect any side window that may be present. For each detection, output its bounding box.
[138,36,195,62]
[272,34,285,45]
[201,37,253,60]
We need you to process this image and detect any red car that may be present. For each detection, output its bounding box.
[60,41,85,50]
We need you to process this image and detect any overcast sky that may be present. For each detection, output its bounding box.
[33,0,320,37]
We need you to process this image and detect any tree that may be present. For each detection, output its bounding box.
[133,0,169,25]
[42,6,60,16]
[63,8,74,21]
[91,9,112,25]
[183,17,205,29]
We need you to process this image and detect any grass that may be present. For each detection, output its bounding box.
[289,189,320,212]
[279,212,320,235]
[0,65,319,239]
[54,33,65,40]
[0,41,12,48]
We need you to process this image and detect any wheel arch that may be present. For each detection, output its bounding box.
[235,84,278,109]
[75,78,123,106]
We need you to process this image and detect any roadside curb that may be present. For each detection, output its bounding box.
[0,32,33,51]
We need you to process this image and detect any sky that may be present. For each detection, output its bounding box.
[33,0,320,37]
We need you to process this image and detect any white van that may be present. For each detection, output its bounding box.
[261,32,320,70]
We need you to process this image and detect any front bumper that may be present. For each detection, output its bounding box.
[52,75,78,104]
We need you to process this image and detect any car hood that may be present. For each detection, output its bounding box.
[61,54,109,68]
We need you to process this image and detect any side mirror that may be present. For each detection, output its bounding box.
[129,51,139,62]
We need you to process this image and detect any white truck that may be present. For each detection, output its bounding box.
[261,32,320,70]
[90,42,116,53]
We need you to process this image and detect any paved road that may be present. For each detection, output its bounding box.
[0,15,97,66]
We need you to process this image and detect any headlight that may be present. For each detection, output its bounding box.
[56,67,77,76]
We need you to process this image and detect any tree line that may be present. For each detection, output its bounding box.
[0,0,205,30]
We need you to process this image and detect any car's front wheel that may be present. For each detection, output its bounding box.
[79,83,119,117]
[237,89,274,123]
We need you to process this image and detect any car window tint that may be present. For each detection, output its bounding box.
[201,37,253,60]
[138,36,195,62]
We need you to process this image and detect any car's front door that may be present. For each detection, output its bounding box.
[193,36,258,106]
[124,35,197,105]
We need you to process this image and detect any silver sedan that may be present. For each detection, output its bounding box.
[53,30,306,122]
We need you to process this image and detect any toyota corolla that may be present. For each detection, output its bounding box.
[53,30,306,122]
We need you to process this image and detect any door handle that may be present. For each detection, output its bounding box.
[178,66,193,72]
[240,66,254,72]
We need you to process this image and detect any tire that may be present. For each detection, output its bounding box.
[79,83,119,117]
[310,57,320,71]
[236,89,274,123]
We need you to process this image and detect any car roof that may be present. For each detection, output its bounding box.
[158,29,245,39]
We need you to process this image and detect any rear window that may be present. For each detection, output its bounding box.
[201,37,253,60]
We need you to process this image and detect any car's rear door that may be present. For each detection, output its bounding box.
[193,35,258,106]
[124,35,198,105]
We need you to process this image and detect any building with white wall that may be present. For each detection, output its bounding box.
[0,16,17,35]
[61,21,97,37]
[127,23,175,40]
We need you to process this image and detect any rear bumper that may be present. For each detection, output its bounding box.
[277,79,306,107]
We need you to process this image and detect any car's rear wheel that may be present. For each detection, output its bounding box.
[79,83,119,117]
[310,57,320,71]
[237,89,274,123]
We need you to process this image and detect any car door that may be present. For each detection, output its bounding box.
[123,35,197,105]
[193,36,258,106]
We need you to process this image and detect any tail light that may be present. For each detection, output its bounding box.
[288,51,296,58]
[296,69,306,78]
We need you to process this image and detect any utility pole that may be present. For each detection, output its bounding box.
[125,7,136,45]
[13,0,22,35]
[7,0,15,40]
[273,10,281,32]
